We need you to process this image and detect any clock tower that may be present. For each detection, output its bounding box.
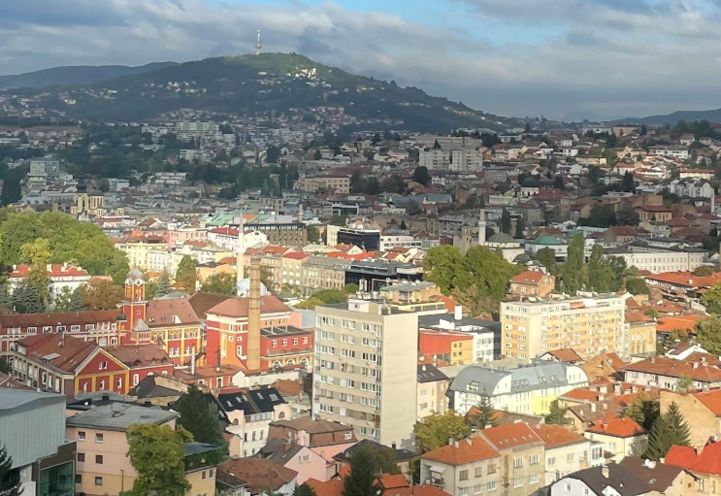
[120,269,147,344]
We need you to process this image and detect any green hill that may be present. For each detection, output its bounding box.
[3,53,520,132]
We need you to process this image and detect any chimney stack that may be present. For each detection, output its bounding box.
[247,256,262,371]
[236,214,246,296]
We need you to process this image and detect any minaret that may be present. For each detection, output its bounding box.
[255,29,263,56]
[478,208,487,245]
[236,215,246,296]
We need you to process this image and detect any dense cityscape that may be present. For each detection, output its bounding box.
[4,4,721,496]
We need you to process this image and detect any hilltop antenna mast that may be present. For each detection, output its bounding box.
[255,28,263,56]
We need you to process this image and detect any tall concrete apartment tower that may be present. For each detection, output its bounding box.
[313,300,419,449]
[478,208,487,245]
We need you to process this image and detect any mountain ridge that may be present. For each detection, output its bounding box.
[0,53,522,132]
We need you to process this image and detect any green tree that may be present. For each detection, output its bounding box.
[342,445,382,496]
[307,225,321,243]
[407,200,422,215]
[0,443,20,496]
[645,402,691,460]
[77,279,123,310]
[146,272,171,300]
[586,244,614,292]
[11,281,45,313]
[544,400,570,425]
[535,247,558,275]
[412,166,431,186]
[701,283,721,314]
[201,273,236,296]
[175,255,198,293]
[561,234,585,295]
[296,289,348,309]
[423,245,463,294]
[53,286,83,312]
[413,411,470,452]
[625,277,649,295]
[617,203,640,226]
[469,395,497,430]
[126,424,190,496]
[514,216,526,239]
[696,315,721,355]
[344,283,359,294]
[294,483,318,496]
[622,394,659,431]
[174,385,227,465]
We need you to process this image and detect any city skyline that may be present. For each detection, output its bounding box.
[3,0,721,120]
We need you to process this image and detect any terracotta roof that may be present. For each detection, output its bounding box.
[104,344,172,368]
[0,309,121,328]
[207,295,290,318]
[217,458,297,492]
[271,416,354,436]
[8,263,89,279]
[666,441,721,475]
[656,314,702,332]
[270,379,303,398]
[421,437,498,465]
[187,292,229,319]
[625,310,652,324]
[510,270,545,284]
[531,423,587,449]
[585,417,645,438]
[694,389,721,416]
[145,298,200,328]
[481,422,544,449]
[623,356,721,383]
[543,348,582,363]
[282,251,309,260]
[306,478,343,496]
[17,334,101,374]
[646,271,721,288]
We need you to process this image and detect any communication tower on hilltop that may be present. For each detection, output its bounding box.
[255,28,263,56]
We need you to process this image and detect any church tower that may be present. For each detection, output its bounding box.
[121,269,147,343]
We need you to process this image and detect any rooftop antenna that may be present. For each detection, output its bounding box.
[255,28,263,56]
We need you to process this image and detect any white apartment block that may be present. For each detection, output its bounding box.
[608,249,708,274]
[312,300,419,449]
[419,148,483,172]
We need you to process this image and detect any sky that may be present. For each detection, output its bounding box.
[2,0,721,120]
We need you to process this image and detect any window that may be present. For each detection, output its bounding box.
[98,379,105,389]
[78,431,86,441]
[487,463,496,475]
[77,453,85,462]
[75,475,82,484]
[99,361,107,370]
[513,474,523,488]
[459,488,469,496]
[282,339,288,346]
[459,470,469,481]
[95,455,103,464]
[529,454,540,465]
[486,480,496,491]
[272,339,278,348]
[95,433,104,443]
[27,327,37,335]
[566,452,575,463]
[95,476,103,486]
[474,466,483,478]
[116,377,122,388]
[70,325,80,332]
[473,484,482,495]
[344,431,353,441]
[547,456,555,466]
[513,457,523,468]
[529,474,540,484]
[133,373,140,386]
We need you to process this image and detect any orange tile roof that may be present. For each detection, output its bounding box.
[646,271,721,288]
[531,424,587,449]
[694,389,721,416]
[421,437,498,465]
[666,441,721,475]
[18,334,101,374]
[206,295,291,318]
[585,417,645,438]
[510,270,544,284]
[657,314,702,332]
[306,478,343,496]
[544,348,582,363]
[481,422,543,449]
[624,356,721,383]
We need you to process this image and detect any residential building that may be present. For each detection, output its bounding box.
[300,256,349,296]
[295,175,350,194]
[500,294,626,360]
[607,246,709,273]
[11,334,129,396]
[449,361,588,416]
[531,423,603,486]
[666,441,721,494]
[417,363,450,421]
[659,389,721,449]
[0,309,121,354]
[418,312,501,364]
[0,389,75,496]
[479,422,546,496]
[624,309,656,357]
[583,417,647,462]
[216,386,291,457]
[217,458,297,496]
[419,330,474,366]
[623,355,721,390]
[6,263,91,301]
[267,417,357,466]
[551,459,686,496]
[420,437,500,496]
[312,300,420,448]
[508,270,556,298]
[256,439,327,484]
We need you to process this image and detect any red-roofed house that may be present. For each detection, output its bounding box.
[10,333,129,396]
[539,348,583,364]
[509,270,555,298]
[624,355,721,390]
[666,440,721,492]
[420,437,500,496]
[476,423,546,496]
[7,263,91,301]
[531,423,603,485]
[584,417,647,462]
